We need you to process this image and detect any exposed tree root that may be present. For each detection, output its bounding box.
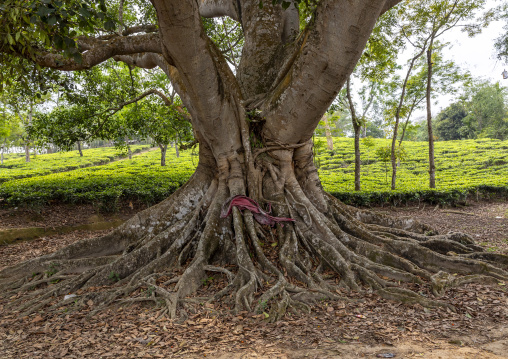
[1,148,507,322]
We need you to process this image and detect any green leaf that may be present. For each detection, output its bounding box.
[79,7,91,18]
[104,20,116,31]
[48,15,57,26]
[53,34,63,49]
[63,37,75,48]
[282,1,291,9]
[36,6,54,17]
[73,53,83,64]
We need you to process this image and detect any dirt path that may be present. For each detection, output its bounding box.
[0,200,507,358]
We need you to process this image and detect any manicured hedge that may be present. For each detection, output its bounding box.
[318,137,508,206]
[1,138,507,210]
[0,145,149,183]
[0,146,194,210]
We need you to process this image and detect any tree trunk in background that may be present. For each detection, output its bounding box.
[125,136,132,159]
[354,128,361,191]
[24,144,30,163]
[323,116,334,151]
[426,44,436,189]
[174,142,180,158]
[159,143,167,166]
[77,141,83,157]
[391,44,428,190]
[0,148,4,165]
[346,78,361,191]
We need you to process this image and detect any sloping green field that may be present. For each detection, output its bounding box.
[0,138,507,210]
[0,145,149,183]
[317,137,508,205]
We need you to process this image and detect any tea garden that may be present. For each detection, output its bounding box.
[0,137,507,211]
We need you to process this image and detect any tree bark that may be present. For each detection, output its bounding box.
[24,144,30,163]
[426,42,436,189]
[323,116,334,151]
[174,142,180,158]
[77,141,83,157]
[346,77,361,191]
[159,143,167,166]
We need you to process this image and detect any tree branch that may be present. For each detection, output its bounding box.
[381,0,404,15]
[31,33,162,71]
[198,0,240,21]
[262,0,390,144]
[152,0,244,155]
[114,53,194,123]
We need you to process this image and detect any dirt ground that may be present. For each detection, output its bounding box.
[0,200,507,358]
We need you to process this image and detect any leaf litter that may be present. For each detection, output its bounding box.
[0,201,507,358]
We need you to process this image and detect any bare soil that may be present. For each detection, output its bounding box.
[1,200,507,358]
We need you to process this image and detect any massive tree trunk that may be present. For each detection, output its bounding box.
[1,0,507,320]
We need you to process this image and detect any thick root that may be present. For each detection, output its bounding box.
[1,150,507,321]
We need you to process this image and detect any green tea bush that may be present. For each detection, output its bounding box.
[0,138,507,209]
[318,137,508,206]
[0,146,192,211]
[0,145,149,183]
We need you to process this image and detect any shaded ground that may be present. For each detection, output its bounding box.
[371,200,508,254]
[0,200,507,358]
[0,202,139,229]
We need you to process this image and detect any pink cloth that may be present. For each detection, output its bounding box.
[221,195,295,227]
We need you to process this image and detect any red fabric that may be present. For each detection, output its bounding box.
[221,195,295,227]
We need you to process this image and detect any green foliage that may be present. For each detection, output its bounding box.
[0,0,115,92]
[0,146,193,210]
[0,145,148,183]
[462,81,508,140]
[319,137,508,206]
[361,136,376,149]
[201,276,214,286]
[45,262,59,277]
[1,138,507,210]
[435,103,469,140]
[434,81,508,141]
